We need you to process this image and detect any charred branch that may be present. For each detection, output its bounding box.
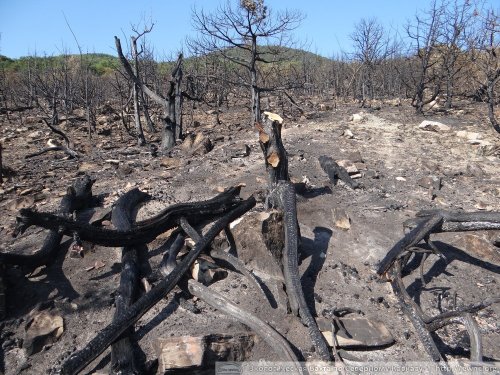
[379,210,500,374]
[267,181,332,362]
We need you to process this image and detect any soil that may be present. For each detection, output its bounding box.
[0,99,499,374]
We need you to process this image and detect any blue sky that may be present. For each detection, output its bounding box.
[0,1,497,59]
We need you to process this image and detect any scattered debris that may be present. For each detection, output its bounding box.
[154,333,255,373]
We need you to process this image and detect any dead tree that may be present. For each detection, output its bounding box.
[189,0,303,126]
[440,0,474,109]
[350,18,391,104]
[115,37,184,150]
[257,112,289,185]
[130,34,147,146]
[469,8,500,133]
[405,0,445,114]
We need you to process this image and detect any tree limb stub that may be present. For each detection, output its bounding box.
[58,196,256,375]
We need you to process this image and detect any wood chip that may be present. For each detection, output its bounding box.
[259,131,270,144]
[267,152,280,167]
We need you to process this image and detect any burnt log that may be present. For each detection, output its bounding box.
[15,187,243,247]
[58,196,256,375]
[0,175,94,269]
[110,188,150,374]
[318,155,359,189]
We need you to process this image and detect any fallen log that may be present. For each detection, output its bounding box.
[318,155,359,189]
[268,181,332,362]
[15,187,243,247]
[58,196,256,375]
[187,279,305,375]
[110,188,150,374]
[0,175,94,269]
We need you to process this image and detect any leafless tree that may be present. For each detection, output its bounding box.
[115,35,185,150]
[129,24,155,146]
[188,0,303,126]
[440,0,475,109]
[469,7,500,132]
[350,18,391,104]
[405,0,446,114]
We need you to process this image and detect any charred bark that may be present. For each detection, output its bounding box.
[267,181,332,362]
[110,188,149,374]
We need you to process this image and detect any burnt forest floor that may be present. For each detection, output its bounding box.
[0,99,499,374]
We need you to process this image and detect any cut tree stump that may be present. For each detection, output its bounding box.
[257,112,289,186]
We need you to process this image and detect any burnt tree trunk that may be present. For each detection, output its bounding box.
[486,73,500,133]
[115,37,181,150]
[131,36,146,146]
[173,54,183,140]
[257,112,289,186]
